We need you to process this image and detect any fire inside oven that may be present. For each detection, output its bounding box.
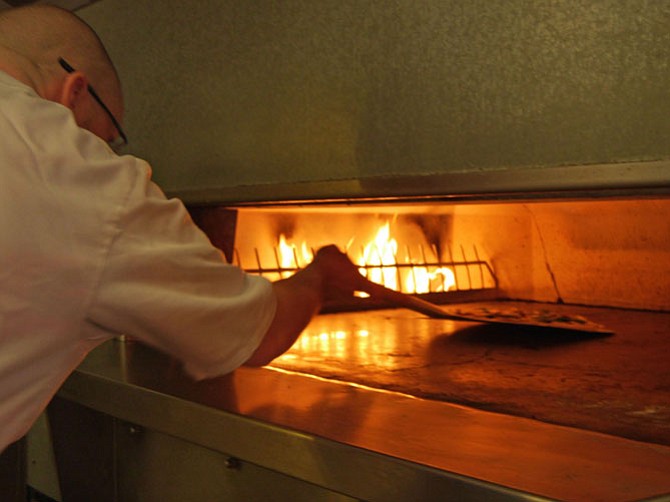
[190,196,670,315]
[232,206,498,306]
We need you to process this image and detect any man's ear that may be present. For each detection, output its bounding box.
[58,71,88,111]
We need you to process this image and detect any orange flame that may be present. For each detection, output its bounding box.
[278,234,314,278]
[358,222,399,290]
[277,220,455,294]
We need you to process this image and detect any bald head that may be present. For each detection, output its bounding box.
[0,5,119,89]
[0,5,124,142]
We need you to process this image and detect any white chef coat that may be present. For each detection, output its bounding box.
[0,71,276,451]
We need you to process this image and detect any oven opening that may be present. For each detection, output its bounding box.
[190,196,670,313]
[230,205,499,311]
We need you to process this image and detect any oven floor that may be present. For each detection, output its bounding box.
[270,301,670,446]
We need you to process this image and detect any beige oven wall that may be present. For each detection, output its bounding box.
[78,1,670,202]
[451,197,670,310]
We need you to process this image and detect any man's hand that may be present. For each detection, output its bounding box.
[312,244,403,302]
[311,244,368,299]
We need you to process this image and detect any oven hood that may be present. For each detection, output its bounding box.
[76,1,670,205]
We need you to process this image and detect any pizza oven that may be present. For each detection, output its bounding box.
[184,189,670,447]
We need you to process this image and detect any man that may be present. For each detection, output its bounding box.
[0,5,375,452]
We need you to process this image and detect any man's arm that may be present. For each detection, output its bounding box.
[244,245,365,366]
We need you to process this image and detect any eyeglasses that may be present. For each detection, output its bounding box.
[57,57,128,148]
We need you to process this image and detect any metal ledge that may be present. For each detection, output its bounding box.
[57,340,670,502]
[58,343,539,501]
[168,160,670,206]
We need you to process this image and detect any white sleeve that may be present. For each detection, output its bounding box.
[86,161,276,380]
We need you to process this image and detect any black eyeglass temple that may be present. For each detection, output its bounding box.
[57,57,128,145]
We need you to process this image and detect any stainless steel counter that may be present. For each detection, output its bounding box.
[58,329,670,502]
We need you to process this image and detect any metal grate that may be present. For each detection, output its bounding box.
[234,243,497,294]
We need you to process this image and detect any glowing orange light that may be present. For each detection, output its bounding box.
[278,234,314,278]
[276,220,455,294]
[358,222,398,290]
[406,266,456,294]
